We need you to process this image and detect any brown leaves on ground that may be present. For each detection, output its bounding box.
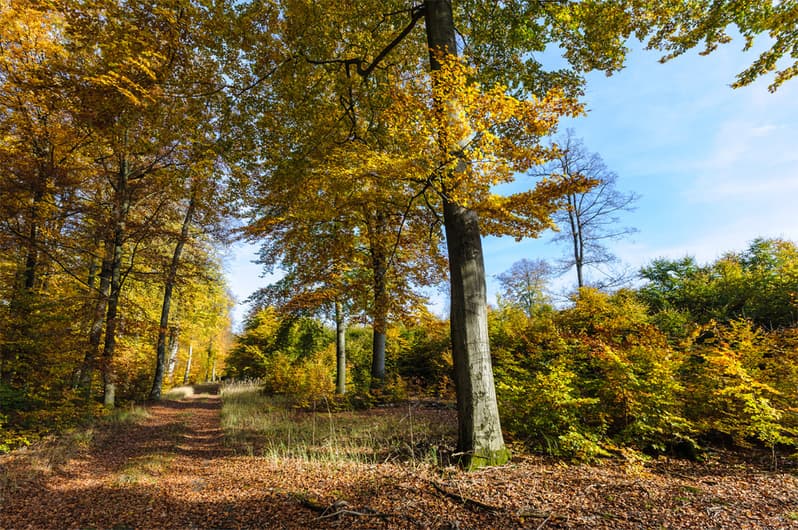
[2,387,797,529]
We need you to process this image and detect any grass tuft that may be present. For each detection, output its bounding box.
[105,405,150,426]
[115,452,174,485]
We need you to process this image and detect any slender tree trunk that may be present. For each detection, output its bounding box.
[0,283,32,386]
[205,341,214,382]
[1,186,45,385]
[22,188,44,291]
[566,196,584,288]
[425,0,508,469]
[368,211,389,388]
[335,300,346,395]
[183,342,193,385]
[166,326,179,381]
[101,151,131,408]
[77,242,113,398]
[149,194,196,400]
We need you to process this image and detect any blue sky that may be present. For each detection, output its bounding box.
[226,38,798,326]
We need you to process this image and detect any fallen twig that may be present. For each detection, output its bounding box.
[299,497,422,527]
[431,481,501,514]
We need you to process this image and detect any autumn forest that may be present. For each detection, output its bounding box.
[2,0,798,528]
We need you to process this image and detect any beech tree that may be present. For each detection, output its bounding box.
[0,0,90,389]
[57,0,230,405]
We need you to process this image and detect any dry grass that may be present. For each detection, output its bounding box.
[220,381,456,465]
[162,385,195,400]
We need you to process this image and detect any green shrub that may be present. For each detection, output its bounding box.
[684,320,796,449]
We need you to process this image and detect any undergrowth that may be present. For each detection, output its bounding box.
[0,404,149,500]
[220,381,455,465]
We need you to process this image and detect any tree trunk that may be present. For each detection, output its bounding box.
[370,330,386,387]
[77,240,113,398]
[442,199,508,468]
[1,186,45,385]
[166,326,179,381]
[101,151,131,408]
[149,193,196,400]
[205,341,214,382]
[183,343,193,385]
[425,0,508,469]
[335,300,346,395]
[368,211,389,388]
[22,188,44,291]
[566,196,584,288]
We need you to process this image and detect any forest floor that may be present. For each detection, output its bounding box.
[1,384,797,529]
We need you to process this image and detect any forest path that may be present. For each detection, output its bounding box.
[3,385,798,529]
[2,385,436,529]
[1,384,250,528]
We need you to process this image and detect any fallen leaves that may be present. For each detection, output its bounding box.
[1,387,797,529]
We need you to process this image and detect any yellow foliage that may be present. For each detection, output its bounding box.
[379,53,584,239]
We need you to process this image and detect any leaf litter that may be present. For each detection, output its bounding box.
[1,386,797,529]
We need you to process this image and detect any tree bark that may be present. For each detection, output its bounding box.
[166,326,179,381]
[1,183,45,385]
[183,342,193,385]
[101,150,132,408]
[22,187,44,291]
[335,300,346,395]
[205,341,214,382]
[441,199,508,468]
[149,193,196,400]
[77,239,113,398]
[368,211,389,388]
[425,0,508,469]
[566,196,584,288]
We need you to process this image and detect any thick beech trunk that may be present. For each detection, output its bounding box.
[425,0,508,469]
[149,194,196,400]
[442,199,508,467]
[335,300,346,395]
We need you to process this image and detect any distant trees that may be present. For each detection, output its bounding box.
[496,258,552,318]
[227,238,798,462]
[489,241,798,460]
[639,238,798,329]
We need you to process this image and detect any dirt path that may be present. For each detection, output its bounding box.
[2,387,798,529]
[1,385,241,529]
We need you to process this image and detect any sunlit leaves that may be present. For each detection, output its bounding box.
[382,53,584,238]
